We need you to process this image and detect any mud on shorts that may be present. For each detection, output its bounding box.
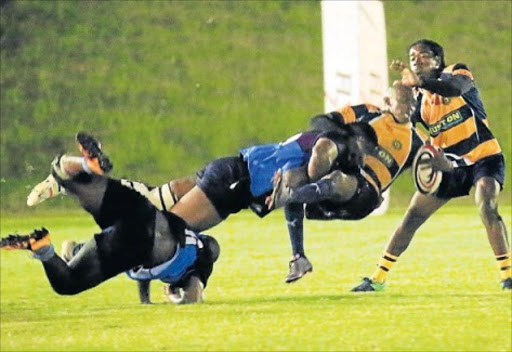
[196,156,253,219]
[304,173,382,221]
[435,154,505,199]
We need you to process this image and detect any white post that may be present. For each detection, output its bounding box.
[321,0,390,215]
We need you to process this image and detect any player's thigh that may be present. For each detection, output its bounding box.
[401,191,449,228]
[171,186,223,232]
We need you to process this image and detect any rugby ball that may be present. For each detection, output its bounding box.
[412,144,443,195]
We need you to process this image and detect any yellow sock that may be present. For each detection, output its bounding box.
[371,251,399,284]
[496,252,512,280]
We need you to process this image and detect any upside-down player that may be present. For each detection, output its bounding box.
[2,134,220,304]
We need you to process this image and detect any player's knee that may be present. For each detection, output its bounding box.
[200,235,220,263]
[477,197,500,222]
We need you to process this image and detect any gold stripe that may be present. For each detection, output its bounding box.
[452,68,474,80]
[338,105,357,123]
[365,156,392,190]
[464,139,502,163]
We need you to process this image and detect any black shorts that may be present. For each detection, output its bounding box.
[436,154,505,199]
[304,174,382,221]
[196,156,254,219]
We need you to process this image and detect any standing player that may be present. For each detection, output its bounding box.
[353,39,510,291]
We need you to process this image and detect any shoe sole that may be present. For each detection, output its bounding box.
[285,266,313,283]
[1,228,49,250]
[76,132,113,173]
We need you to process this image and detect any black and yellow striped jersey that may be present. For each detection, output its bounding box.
[414,63,502,166]
[319,104,425,195]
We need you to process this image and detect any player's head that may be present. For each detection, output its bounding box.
[384,81,415,123]
[344,122,378,173]
[407,39,445,76]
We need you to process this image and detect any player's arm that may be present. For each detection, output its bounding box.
[419,64,473,97]
[393,60,473,97]
[308,137,338,181]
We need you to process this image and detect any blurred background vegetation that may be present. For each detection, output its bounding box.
[1,0,510,212]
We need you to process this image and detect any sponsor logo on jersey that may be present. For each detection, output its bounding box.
[429,110,463,137]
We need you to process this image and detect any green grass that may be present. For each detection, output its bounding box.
[1,206,511,351]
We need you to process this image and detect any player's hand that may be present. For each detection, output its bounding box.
[430,150,453,172]
[391,60,421,87]
[265,169,283,210]
[390,60,408,73]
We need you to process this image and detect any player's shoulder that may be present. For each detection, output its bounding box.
[443,63,474,80]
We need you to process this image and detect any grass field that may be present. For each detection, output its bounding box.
[1,205,511,351]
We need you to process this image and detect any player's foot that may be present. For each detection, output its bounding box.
[60,240,85,263]
[27,174,66,207]
[180,276,204,304]
[351,277,386,292]
[76,132,113,174]
[285,254,313,283]
[163,284,183,304]
[500,277,512,290]
[0,228,50,251]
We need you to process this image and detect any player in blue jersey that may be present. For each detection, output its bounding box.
[25,123,376,301]
[1,133,220,304]
[353,39,510,291]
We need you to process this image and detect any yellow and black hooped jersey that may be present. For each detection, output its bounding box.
[318,104,425,195]
[415,63,502,166]
[359,112,425,194]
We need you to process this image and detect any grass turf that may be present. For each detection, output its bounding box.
[1,206,511,351]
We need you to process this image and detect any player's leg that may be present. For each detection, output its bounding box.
[284,203,313,283]
[136,175,196,211]
[352,191,449,292]
[171,156,251,232]
[27,132,112,206]
[474,177,511,289]
[170,186,223,232]
[2,228,121,295]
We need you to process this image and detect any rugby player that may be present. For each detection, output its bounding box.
[1,134,220,304]
[268,82,426,283]
[353,39,511,291]
[25,123,376,300]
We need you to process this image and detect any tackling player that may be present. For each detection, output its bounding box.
[269,82,426,283]
[352,39,510,291]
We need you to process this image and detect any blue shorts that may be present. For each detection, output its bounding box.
[436,153,505,199]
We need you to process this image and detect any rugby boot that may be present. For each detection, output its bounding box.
[285,254,313,283]
[27,174,66,207]
[60,240,85,263]
[1,228,51,251]
[163,284,183,304]
[351,277,386,292]
[76,132,113,174]
[500,277,512,290]
[180,275,204,304]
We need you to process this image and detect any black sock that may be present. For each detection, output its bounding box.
[288,179,335,204]
[285,203,305,257]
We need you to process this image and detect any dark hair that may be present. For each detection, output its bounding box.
[346,122,378,146]
[408,39,446,69]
